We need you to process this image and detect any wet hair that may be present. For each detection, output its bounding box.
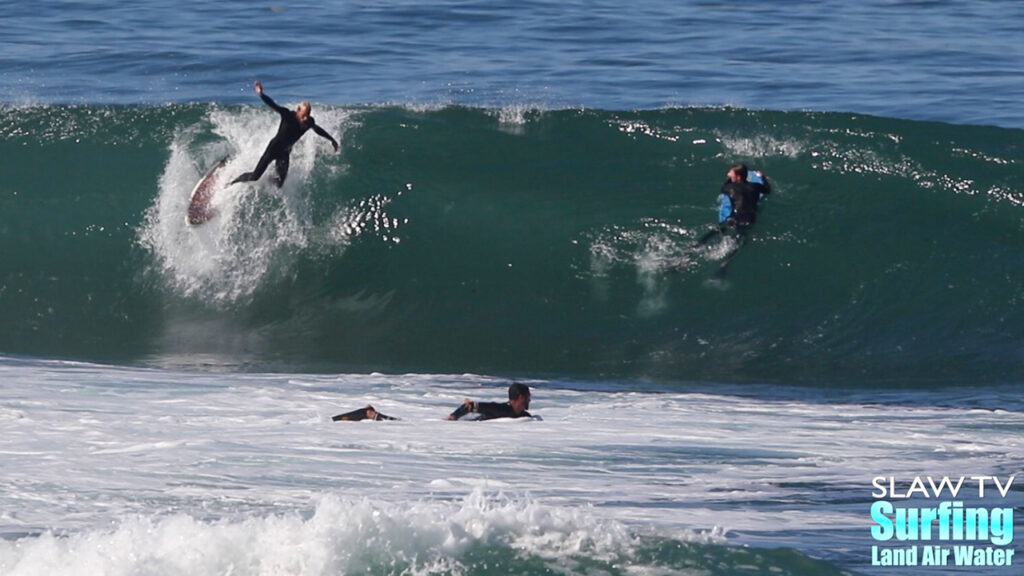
[298,101,311,115]
[508,382,530,400]
[731,163,748,180]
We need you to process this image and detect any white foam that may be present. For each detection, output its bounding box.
[717,132,806,159]
[586,219,737,310]
[137,105,358,305]
[2,358,1022,574]
[0,492,653,576]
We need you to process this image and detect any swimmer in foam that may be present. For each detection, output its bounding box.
[231,81,339,188]
[332,383,533,422]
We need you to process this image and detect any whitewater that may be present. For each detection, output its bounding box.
[2,357,1020,575]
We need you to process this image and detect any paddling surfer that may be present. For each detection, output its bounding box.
[332,383,533,422]
[718,163,770,231]
[696,163,771,244]
[446,382,532,421]
[231,81,339,188]
[689,163,772,276]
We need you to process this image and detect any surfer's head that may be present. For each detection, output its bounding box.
[727,163,748,182]
[296,101,311,121]
[508,382,531,414]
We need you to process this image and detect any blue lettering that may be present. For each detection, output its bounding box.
[872,501,895,541]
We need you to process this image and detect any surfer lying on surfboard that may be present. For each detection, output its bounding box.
[689,163,771,276]
[231,81,339,188]
[696,163,771,245]
[333,383,533,422]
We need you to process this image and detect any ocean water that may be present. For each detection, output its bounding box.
[2,1,1023,575]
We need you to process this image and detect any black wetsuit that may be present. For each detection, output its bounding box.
[449,401,531,421]
[720,176,770,228]
[232,92,337,187]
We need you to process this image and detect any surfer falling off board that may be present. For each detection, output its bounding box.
[231,81,339,188]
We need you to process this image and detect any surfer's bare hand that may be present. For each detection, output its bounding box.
[254,81,263,95]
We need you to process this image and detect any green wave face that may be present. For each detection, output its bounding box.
[1,104,1022,384]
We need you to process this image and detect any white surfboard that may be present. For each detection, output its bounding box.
[187,157,229,225]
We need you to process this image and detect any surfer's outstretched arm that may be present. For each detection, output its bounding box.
[252,81,290,115]
[311,121,340,152]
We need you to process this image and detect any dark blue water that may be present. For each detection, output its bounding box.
[5,1,1024,128]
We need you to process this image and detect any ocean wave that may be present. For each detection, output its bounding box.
[1,104,1022,383]
[0,490,850,576]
